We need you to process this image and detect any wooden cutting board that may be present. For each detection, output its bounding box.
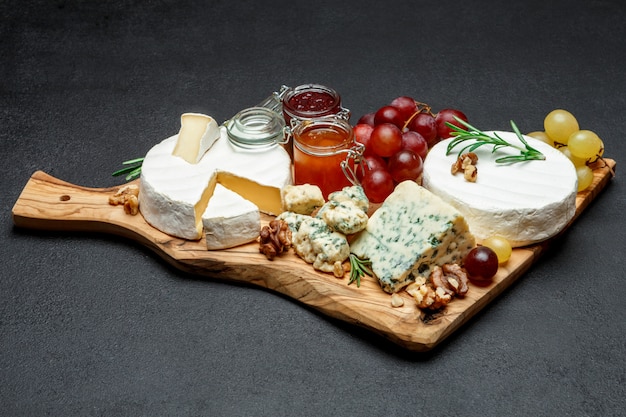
[11,159,616,352]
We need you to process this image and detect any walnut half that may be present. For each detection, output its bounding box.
[406,279,450,311]
[405,263,469,311]
[451,152,478,182]
[431,264,469,297]
[123,194,139,215]
[109,184,140,215]
[259,220,292,260]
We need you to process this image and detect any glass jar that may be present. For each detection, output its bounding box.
[224,106,288,151]
[255,84,350,159]
[282,83,349,126]
[290,116,363,198]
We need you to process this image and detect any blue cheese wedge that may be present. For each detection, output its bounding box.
[350,181,475,293]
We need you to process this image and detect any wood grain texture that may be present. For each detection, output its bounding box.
[11,159,616,351]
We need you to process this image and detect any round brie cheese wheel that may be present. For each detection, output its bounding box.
[139,126,292,241]
[422,132,578,247]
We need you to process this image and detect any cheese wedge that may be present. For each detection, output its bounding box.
[350,181,475,293]
[422,132,578,247]
[139,126,292,242]
[171,113,220,164]
[203,185,260,250]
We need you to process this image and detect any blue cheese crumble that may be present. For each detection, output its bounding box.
[293,217,350,277]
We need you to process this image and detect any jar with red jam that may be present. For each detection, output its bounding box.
[290,115,363,199]
[281,84,349,126]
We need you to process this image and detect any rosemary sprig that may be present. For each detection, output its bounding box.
[445,118,545,163]
[112,157,144,181]
[348,253,373,287]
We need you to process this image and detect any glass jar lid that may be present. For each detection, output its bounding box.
[225,106,287,150]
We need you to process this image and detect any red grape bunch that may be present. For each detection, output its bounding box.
[353,96,468,203]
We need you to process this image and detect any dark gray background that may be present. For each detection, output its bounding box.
[2,1,625,416]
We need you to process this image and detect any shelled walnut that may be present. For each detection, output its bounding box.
[123,195,139,215]
[109,184,140,215]
[451,152,478,182]
[405,263,469,311]
[406,277,451,311]
[431,264,469,296]
[390,293,405,308]
[259,219,292,260]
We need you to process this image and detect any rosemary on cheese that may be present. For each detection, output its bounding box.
[445,118,545,164]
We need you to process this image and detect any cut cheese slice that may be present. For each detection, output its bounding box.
[203,185,260,250]
[139,126,292,242]
[171,113,220,164]
[422,132,578,247]
[196,171,284,245]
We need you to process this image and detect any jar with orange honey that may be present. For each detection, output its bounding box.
[290,116,364,199]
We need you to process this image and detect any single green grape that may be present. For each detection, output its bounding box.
[544,109,579,145]
[526,131,554,147]
[568,130,603,160]
[559,146,587,167]
[576,165,594,192]
[585,138,604,163]
[482,235,512,264]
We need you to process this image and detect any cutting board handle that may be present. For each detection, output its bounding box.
[12,170,147,241]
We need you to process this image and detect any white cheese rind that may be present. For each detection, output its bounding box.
[422,132,578,247]
[172,113,221,164]
[350,181,475,293]
[139,127,292,241]
[203,185,261,249]
[139,173,201,239]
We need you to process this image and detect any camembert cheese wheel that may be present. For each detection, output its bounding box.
[422,132,578,247]
[139,126,292,242]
